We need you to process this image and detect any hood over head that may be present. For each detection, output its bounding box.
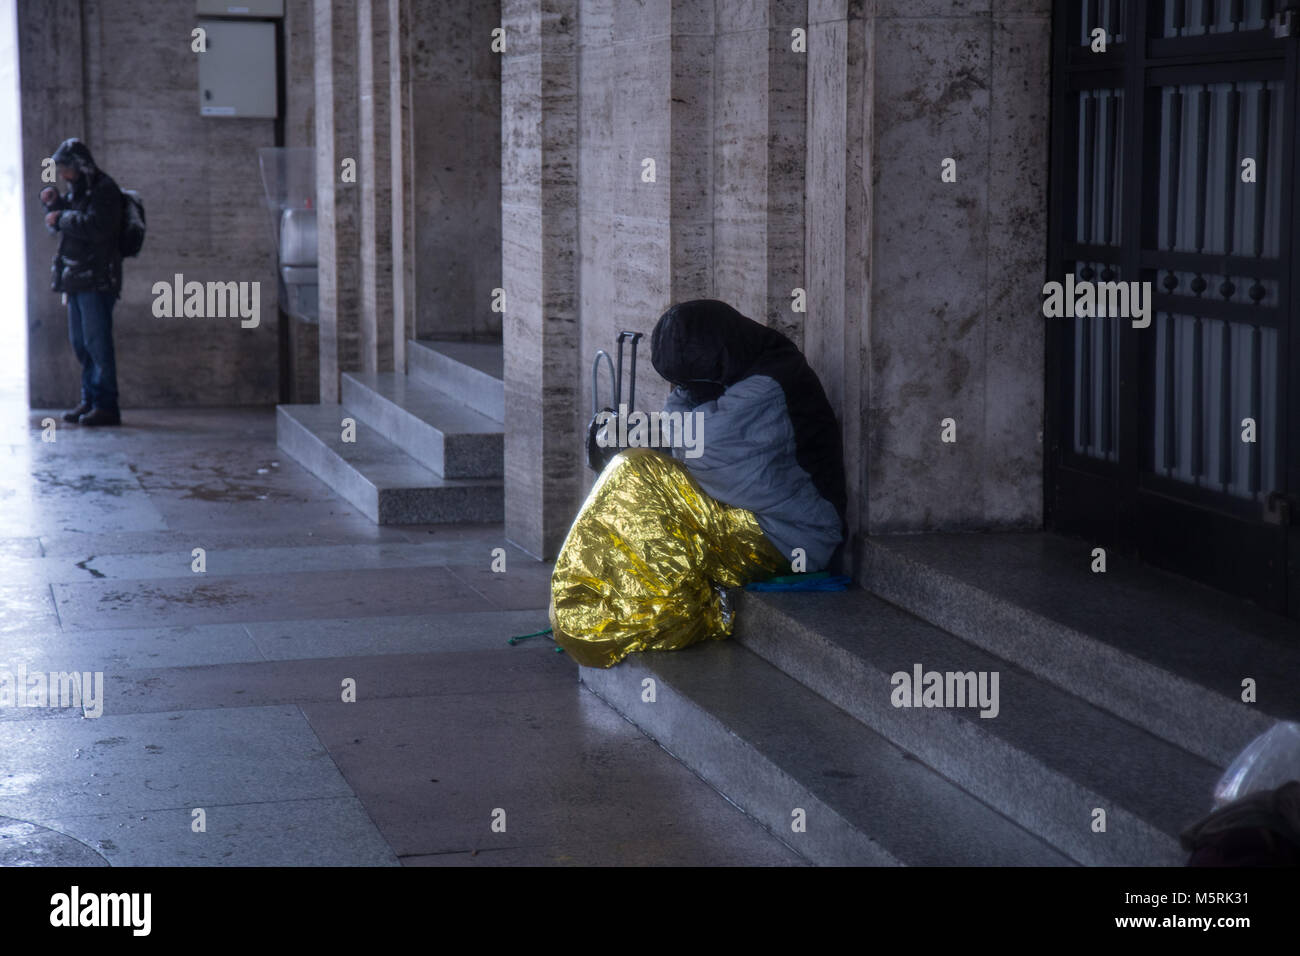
[650,297,848,524]
[51,138,99,182]
[651,299,791,404]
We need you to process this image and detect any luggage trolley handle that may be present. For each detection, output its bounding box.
[590,331,644,417]
[591,349,615,417]
[585,330,645,474]
[616,330,644,413]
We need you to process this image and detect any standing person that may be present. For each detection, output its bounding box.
[40,138,123,426]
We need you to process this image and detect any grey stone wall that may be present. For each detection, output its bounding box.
[575,0,676,482]
[501,0,582,559]
[408,0,502,342]
[358,0,394,374]
[507,0,1048,559]
[505,1,815,552]
[285,0,315,149]
[804,0,1049,541]
[315,0,361,403]
[20,0,279,408]
[388,0,415,372]
[285,0,320,403]
[713,0,807,344]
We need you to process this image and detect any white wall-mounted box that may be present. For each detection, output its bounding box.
[196,0,284,16]
[197,19,278,118]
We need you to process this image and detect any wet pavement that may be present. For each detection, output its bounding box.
[0,403,802,866]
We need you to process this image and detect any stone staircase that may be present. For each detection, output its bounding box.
[277,340,503,524]
[581,532,1300,866]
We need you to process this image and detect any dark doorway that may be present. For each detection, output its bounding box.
[1047,0,1300,618]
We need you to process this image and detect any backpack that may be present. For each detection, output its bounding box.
[119,189,145,257]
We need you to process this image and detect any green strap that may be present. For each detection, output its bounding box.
[507,627,554,646]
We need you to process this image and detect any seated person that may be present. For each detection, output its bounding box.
[550,299,846,668]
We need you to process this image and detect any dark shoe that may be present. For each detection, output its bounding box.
[62,402,91,423]
[78,408,121,427]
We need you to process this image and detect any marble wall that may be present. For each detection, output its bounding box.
[572,0,808,509]
[501,0,583,558]
[712,0,807,345]
[407,0,503,342]
[504,0,1050,559]
[315,0,362,402]
[809,0,1050,540]
[575,0,676,497]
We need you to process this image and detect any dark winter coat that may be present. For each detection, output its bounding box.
[45,138,122,297]
[650,299,847,572]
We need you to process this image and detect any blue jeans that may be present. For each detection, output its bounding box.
[67,291,119,413]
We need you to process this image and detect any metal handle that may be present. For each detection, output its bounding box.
[591,349,615,416]
[617,330,643,411]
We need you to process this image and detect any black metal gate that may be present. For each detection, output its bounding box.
[1047,0,1300,618]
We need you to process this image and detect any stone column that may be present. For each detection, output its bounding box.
[501,0,580,559]
[314,0,362,402]
[407,1,503,341]
[284,0,315,148]
[669,0,714,302]
[388,0,415,370]
[805,0,868,567]
[804,0,1050,556]
[18,0,86,407]
[712,0,808,340]
[358,0,394,373]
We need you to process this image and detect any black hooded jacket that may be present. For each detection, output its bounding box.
[45,138,122,297]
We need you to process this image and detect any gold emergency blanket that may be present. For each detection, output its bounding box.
[549,447,786,669]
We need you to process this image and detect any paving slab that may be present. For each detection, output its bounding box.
[0,705,352,820]
[41,796,399,866]
[11,539,540,585]
[96,648,571,716]
[0,815,110,867]
[0,623,264,672]
[245,610,552,660]
[0,583,59,634]
[51,566,487,630]
[301,684,800,861]
[446,561,554,611]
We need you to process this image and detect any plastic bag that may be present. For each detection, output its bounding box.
[1213,721,1300,808]
[549,447,786,668]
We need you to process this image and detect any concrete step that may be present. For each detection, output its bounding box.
[581,640,1073,867]
[276,404,502,525]
[341,372,502,479]
[859,533,1300,768]
[407,339,504,424]
[734,588,1221,866]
